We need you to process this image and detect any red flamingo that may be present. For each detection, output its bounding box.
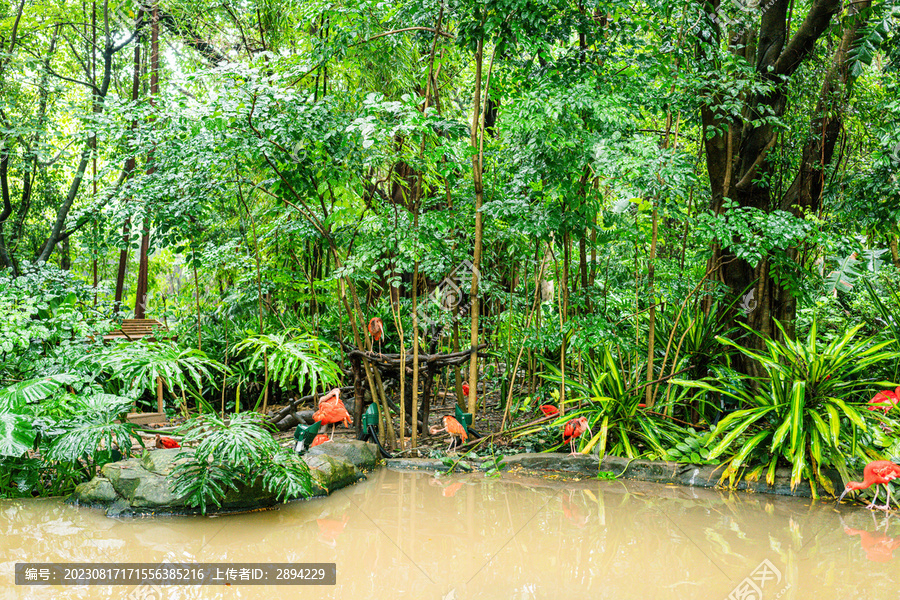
[311,434,330,448]
[430,415,468,451]
[868,388,899,414]
[838,460,900,511]
[368,317,384,354]
[313,388,353,440]
[540,404,559,418]
[563,417,592,455]
[154,434,180,449]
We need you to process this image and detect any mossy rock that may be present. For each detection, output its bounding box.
[307,440,379,471]
[68,441,381,516]
[72,478,119,505]
[305,454,364,495]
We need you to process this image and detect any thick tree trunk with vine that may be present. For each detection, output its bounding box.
[697,0,854,375]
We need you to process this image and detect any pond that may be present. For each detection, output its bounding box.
[2,468,898,599]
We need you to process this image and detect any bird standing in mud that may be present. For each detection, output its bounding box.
[838,460,900,511]
[368,317,385,355]
[313,388,353,440]
[563,417,591,455]
[429,415,468,452]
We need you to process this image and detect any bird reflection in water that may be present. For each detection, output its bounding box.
[317,514,349,548]
[561,490,588,528]
[428,476,465,497]
[840,512,900,563]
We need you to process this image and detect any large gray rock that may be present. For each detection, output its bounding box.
[68,441,380,517]
[72,478,119,505]
[307,440,378,470]
[305,454,364,495]
[141,448,188,475]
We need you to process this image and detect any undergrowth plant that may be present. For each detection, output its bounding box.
[676,320,899,495]
[543,346,687,458]
[0,374,138,497]
[233,329,342,406]
[168,412,314,514]
[83,341,229,413]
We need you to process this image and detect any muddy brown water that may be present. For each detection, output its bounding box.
[1,468,898,599]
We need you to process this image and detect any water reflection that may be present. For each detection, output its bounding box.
[840,513,900,563]
[1,469,899,599]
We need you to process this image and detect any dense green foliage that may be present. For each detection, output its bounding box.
[0,0,899,499]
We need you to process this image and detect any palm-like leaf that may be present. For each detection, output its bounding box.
[0,413,36,457]
[0,374,80,412]
[168,411,314,514]
[86,341,229,400]
[45,394,137,464]
[233,329,341,397]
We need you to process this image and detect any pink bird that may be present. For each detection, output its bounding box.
[540,404,559,418]
[154,435,180,449]
[368,318,384,355]
[838,460,900,511]
[313,388,353,440]
[563,417,592,455]
[868,388,899,414]
[311,434,330,448]
[429,415,468,452]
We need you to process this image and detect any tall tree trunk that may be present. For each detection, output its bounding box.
[467,36,484,417]
[116,27,142,311]
[38,10,136,263]
[135,2,160,318]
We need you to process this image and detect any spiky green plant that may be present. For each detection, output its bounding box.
[542,346,687,458]
[676,320,899,495]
